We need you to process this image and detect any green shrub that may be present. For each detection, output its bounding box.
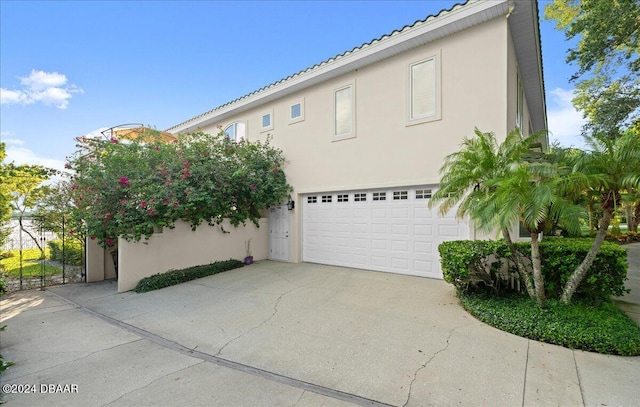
[460,292,640,356]
[134,259,244,293]
[47,240,84,266]
[515,238,628,302]
[439,238,628,303]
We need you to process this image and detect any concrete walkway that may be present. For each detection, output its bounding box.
[1,253,639,407]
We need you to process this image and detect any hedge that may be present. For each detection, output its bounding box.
[439,238,628,303]
[47,239,84,266]
[134,259,244,293]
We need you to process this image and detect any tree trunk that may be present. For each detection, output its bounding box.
[18,214,42,252]
[561,208,613,304]
[632,201,640,233]
[530,232,545,307]
[502,227,535,299]
[587,203,595,234]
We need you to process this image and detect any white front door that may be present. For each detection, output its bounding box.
[269,204,289,261]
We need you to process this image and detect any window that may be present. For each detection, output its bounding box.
[224,122,246,142]
[260,110,273,132]
[307,196,317,204]
[416,189,432,199]
[516,70,524,133]
[290,100,304,124]
[337,194,349,202]
[354,193,367,202]
[393,191,408,200]
[334,84,355,140]
[322,195,332,203]
[408,55,440,124]
[373,192,386,201]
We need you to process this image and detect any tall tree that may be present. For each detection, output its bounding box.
[545,0,640,138]
[0,143,12,248]
[561,129,640,303]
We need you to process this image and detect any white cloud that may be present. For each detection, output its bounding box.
[4,141,66,173]
[0,69,83,109]
[546,87,587,149]
[2,138,24,146]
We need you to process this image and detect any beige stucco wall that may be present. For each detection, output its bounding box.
[191,17,522,261]
[85,238,116,282]
[116,219,268,292]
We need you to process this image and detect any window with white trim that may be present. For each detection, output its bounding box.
[416,189,432,199]
[393,191,408,200]
[290,100,304,124]
[224,122,246,142]
[334,84,355,140]
[373,192,386,201]
[261,109,273,132]
[516,70,524,133]
[409,56,438,122]
[337,194,349,202]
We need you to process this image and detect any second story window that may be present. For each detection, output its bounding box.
[334,84,355,140]
[224,122,246,142]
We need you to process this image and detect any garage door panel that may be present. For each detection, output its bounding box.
[303,186,468,279]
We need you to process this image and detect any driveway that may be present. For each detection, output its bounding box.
[1,260,639,406]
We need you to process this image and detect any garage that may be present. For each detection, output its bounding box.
[302,186,469,279]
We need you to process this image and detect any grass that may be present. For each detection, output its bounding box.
[459,291,640,356]
[0,248,62,279]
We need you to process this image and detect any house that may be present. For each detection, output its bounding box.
[87,0,547,291]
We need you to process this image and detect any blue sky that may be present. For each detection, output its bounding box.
[1,0,584,173]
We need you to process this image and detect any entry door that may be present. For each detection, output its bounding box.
[269,204,289,261]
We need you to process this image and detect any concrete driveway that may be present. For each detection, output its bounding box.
[1,260,639,406]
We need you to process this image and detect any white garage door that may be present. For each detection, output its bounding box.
[302,186,469,279]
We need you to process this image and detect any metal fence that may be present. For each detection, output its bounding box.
[1,219,85,292]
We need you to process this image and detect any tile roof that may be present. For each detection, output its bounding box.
[166,0,480,133]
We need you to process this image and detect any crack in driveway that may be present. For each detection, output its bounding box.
[215,287,299,357]
[403,323,474,407]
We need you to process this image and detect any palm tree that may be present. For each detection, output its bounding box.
[561,130,640,303]
[429,128,537,299]
[488,160,583,306]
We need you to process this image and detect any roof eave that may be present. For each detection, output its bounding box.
[168,0,511,134]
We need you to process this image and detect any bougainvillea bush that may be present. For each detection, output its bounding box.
[67,130,291,249]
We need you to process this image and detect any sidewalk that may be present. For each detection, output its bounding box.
[1,258,639,406]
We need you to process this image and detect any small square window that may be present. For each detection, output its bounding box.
[337,194,349,202]
[354,193,367,202]
[289,100,305,124]
[322,195,332,203]
[416,189,432,199]
[373,192,386,201]
[307,196,317,204]
[393,191,408,200]
[262,114,271,128]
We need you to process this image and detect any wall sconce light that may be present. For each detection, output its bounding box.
[287,195,295,210]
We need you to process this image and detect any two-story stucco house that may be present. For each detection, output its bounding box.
[88,0,547,292]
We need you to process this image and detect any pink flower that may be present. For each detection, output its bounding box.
[251,184,257,190]
[90,236,96,240]
[140,201,147,209]
[71,184,78,190]
[69,229,75,236]
[64,163,72,169]
[173,201,179,207]
[119,177,129,187]
[120,199,128,205]
[105,213,113,220]
[110,137,119,144]
[106,238,115,247]
[154,146,160,151]
[147,208,156,216]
